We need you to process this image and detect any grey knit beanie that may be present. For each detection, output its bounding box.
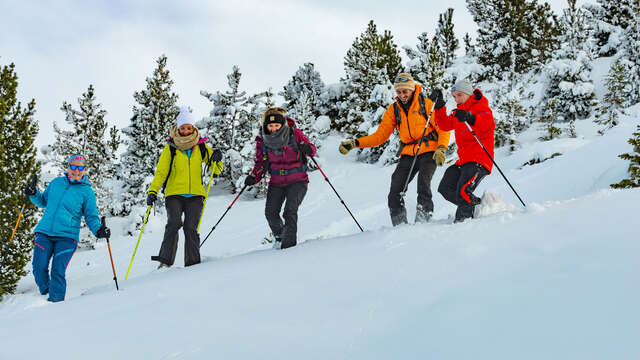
[451,79,474,95]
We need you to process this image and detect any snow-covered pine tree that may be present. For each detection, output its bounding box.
[493,52,528,151]
[280,62,325,120]
[595,57,631,134]
[436,8,459,69]
[199,66,267,192]
[53,86,111,202]
[541,0,597,138]
[467,0,560,80]
[538,98,563,140]
[0,63,41,298]
[404,32,446,92]
[611,124,640,188]
[335,20,401,163]
[51,84,114,248]
[120,55,179,216]
[585,0,634,57]
[463,33,476,56]
[620,0,640,105]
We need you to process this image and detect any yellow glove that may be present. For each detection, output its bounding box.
[212,161,224,175]
[433,145,446,166]
[339,139,358,155]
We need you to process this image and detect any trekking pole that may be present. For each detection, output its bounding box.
[101,216,119,290]
[310,157,364,232]
[463,122,526,208]
[9,175,36,244]
[401,95,439,196]
[197,161,221,232]
[125,205,152,280]
[9,203,26,244]
[200,185,247,248]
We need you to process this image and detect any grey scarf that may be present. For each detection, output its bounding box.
[262,123,290,155]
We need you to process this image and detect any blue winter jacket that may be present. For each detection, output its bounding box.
[29,175,101,240]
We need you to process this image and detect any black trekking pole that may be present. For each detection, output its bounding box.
[199,185,247,248]
[401,95,439,196]
[463,122,526,208]
[101,216,119,291]
[310,157,364,232]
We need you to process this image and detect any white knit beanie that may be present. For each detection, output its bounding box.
[176,106,194,127]
[451,79,474,95]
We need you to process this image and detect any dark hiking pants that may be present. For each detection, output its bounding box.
[438,162,489,222]
[388,152,437,226]
[154,195,204,267]
[265,181,308,249]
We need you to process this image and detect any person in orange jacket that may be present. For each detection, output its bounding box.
[432,79,495,223]
[338,73,450,226]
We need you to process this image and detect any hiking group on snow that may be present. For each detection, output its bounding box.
[21,74,495,302]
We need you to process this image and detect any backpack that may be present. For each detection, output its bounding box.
[393,93,439,155]
[260,118,308,176]
[161,140,210,193]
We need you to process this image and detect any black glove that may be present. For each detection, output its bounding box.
[212,149,223,162]
[96,224,111,239]
[146,193,157,206]
[454,110,476,125]
[244,175,256,186]
[429,89,445,110]
[24,175,37,197]
[300,143,314,156]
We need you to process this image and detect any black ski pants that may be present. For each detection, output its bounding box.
[265,181,308,249]
[155,195,203,267]
[388,152,437,225]
[438,162,489,222]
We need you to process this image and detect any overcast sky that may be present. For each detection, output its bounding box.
[1,0,579,147]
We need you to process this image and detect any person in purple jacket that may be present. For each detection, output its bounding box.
[244,107,316,249]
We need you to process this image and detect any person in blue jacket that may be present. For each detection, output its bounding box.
[24,154,110,302]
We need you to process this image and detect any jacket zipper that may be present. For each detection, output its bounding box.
[48,182,70,233]
[188,150,192,194]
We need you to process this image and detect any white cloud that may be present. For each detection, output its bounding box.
[1,0,578,148]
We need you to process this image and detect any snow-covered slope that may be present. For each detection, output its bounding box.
[1,114,639,359]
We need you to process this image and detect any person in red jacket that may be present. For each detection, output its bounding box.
[432,79,495,223]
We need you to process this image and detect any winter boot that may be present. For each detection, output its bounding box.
[415,204,432,224]
[389,207,408,226]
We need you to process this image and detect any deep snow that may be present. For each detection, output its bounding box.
[1,112,639,359]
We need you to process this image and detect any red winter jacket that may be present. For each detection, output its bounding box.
[435,89,495,172]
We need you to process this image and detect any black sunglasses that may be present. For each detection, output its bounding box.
[69,165,86,171]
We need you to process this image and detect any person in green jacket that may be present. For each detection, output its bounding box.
[147,107,223,268]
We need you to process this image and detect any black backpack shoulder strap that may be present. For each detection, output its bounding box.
[393,102,401,127]
[198,142,210,172]
[162,145,177,193]
[418,93,427,116]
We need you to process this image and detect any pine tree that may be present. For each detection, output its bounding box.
[538,98,563,140]
[280,62,325,119]
[50,84,114,248]
[595,57,631,134]
[335,20,400,163]
[611,124,640,188]
[199,66,268,192]
[463,33,476,56]
[541,0,597,136]
[467,0,561,80]
[586,0,635,56]
[621,0,640,105]
[436,8,459,68]
[493,60,528,151]
[120,55,179,216]
[0,63,41,299]
[404,32,446,92]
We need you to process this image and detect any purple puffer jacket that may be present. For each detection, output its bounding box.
[251,128,317,186]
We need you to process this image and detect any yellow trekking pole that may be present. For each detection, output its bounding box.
[197,162,216,232]
[125,205,152,280]
[197,161,222,232]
